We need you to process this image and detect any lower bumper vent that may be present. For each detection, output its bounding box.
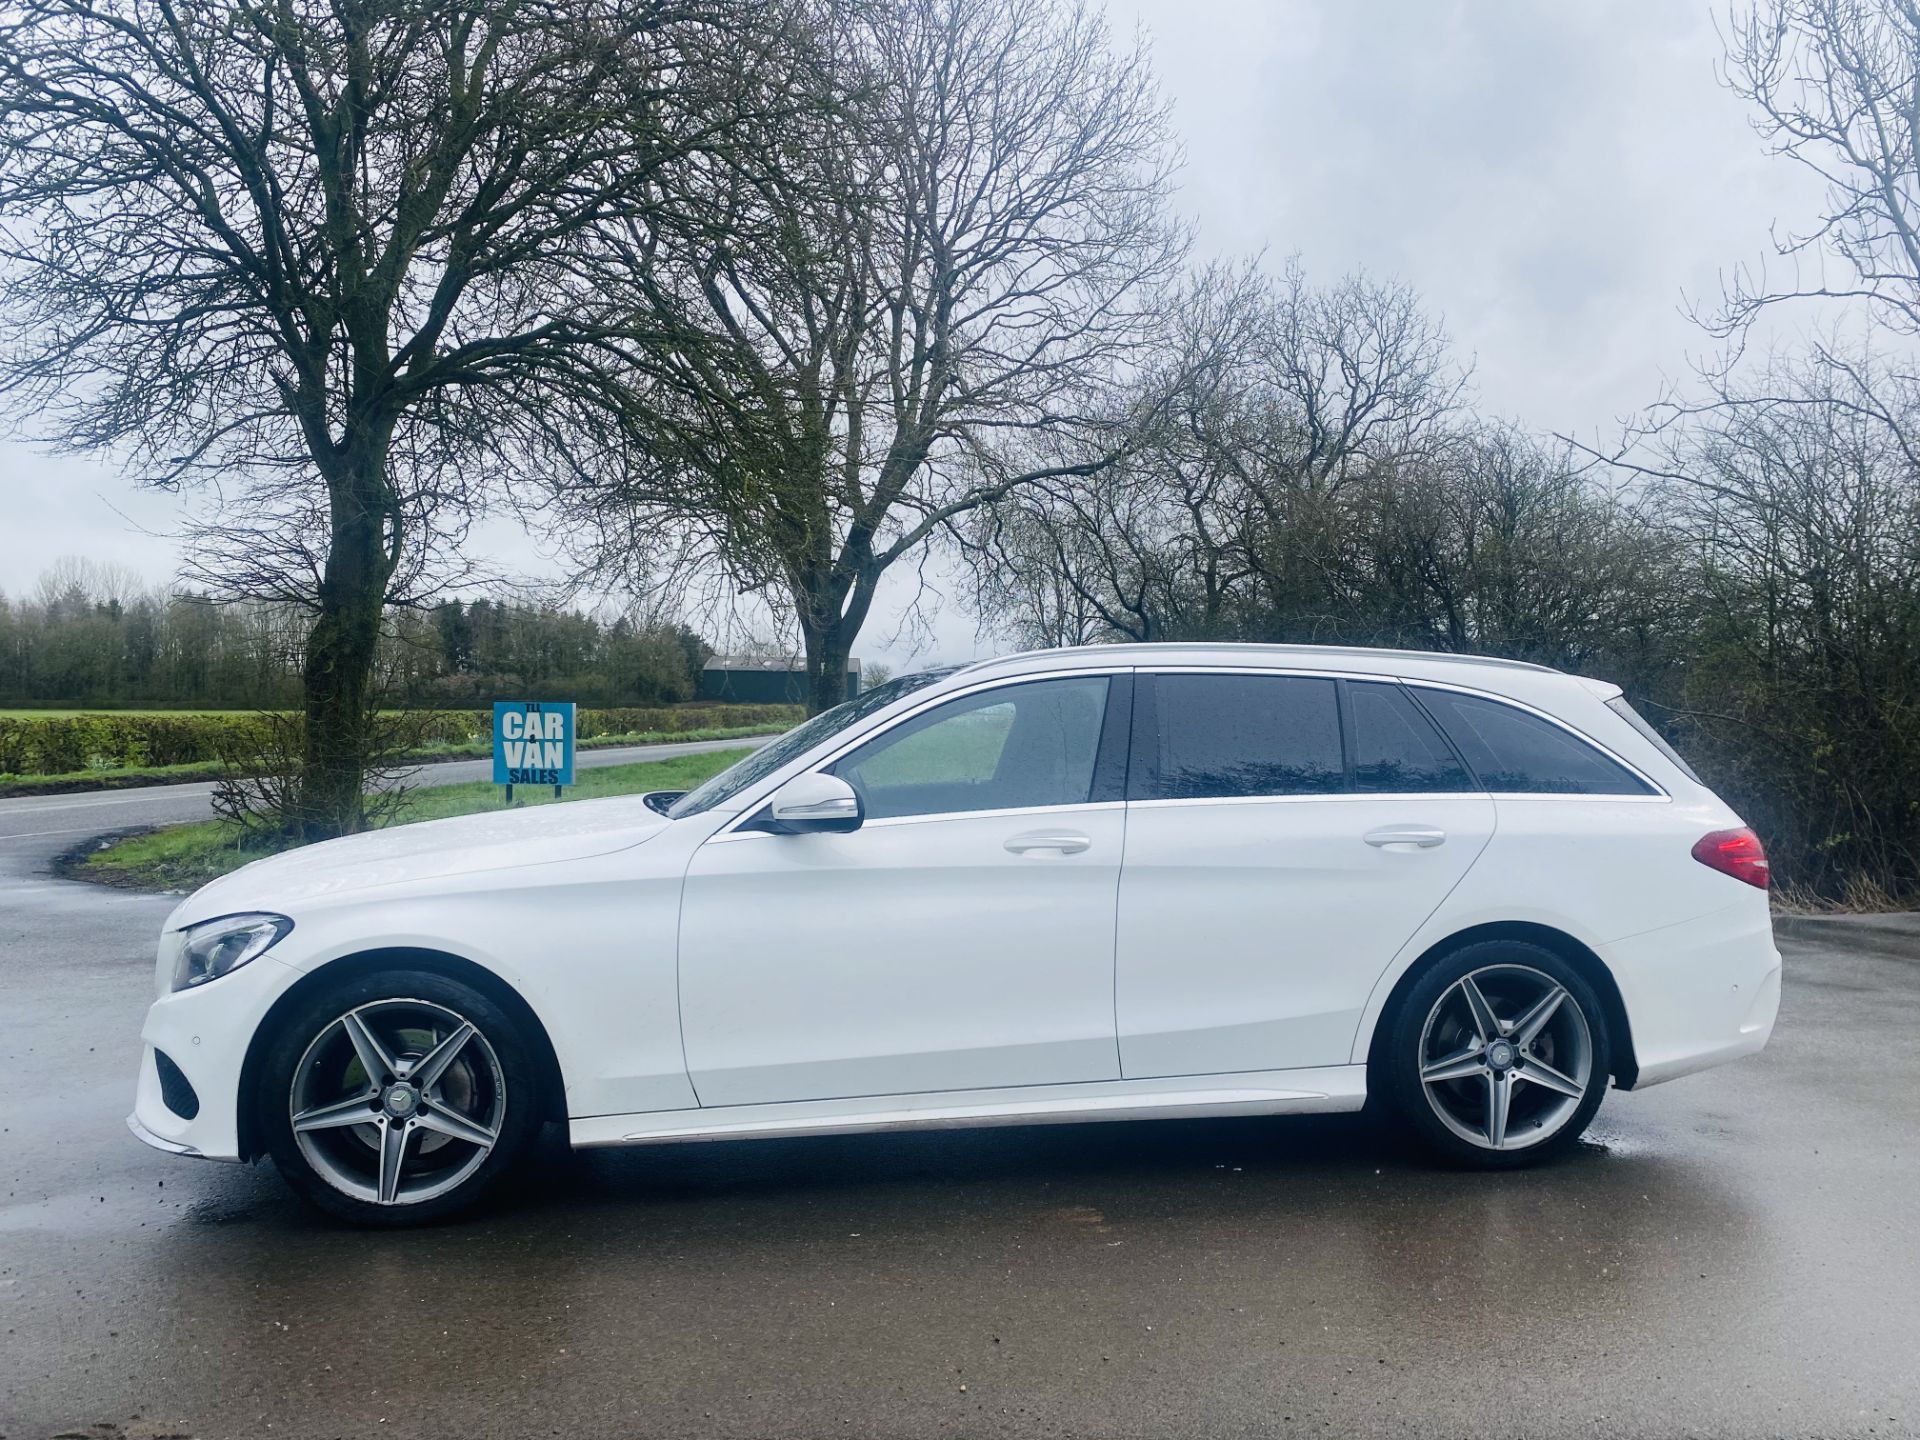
[154,1049,200,1121]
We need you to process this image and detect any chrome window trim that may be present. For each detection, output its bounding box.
[1128,792,1485,810]
[1126,792,1670,811]
[708,799,1125,843]
[710,668,1131,841]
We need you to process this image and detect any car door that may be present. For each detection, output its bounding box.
[1115,670,1496,1079]
[677,672,1131,1108]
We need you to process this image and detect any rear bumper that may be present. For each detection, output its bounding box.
[1605,900,1781,1089]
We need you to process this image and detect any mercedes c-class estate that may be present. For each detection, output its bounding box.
[129,644,1781,1223]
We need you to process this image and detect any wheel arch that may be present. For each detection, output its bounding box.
[1364,921,1640,1090]
[235,946,569,1161]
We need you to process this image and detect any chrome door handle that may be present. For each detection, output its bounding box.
[1005,831,1092,855]
[1364,825,1447,849]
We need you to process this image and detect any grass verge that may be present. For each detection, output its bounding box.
[75,746,750,893]
[0,723,784,798]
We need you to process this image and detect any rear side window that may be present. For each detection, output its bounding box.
[1605,696,1701,783]
[1140,674,1343,799]
[1415,689,1655,796]
[1348,681,1473,792]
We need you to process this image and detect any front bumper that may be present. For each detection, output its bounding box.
[128,951,302,1162]
[127,1111,219,1159]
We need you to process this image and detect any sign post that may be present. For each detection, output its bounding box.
[492,701,576,804]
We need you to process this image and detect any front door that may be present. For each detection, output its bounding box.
[678,673,1129,1108]
[1116,671,1495,1078]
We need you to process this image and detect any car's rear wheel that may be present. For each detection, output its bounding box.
[1381,940,1611,1167]
[260,969,542,1225]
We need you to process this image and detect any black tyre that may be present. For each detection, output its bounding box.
[1379,940,1611,1168]
[259,968,544,1225]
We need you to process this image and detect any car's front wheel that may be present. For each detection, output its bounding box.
[259,969,543,1225]
[1381,940,1612,1167]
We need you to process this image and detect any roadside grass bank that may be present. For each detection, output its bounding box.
[0,722,785,798]
[70,747,750,893]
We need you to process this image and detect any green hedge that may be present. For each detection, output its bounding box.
[0,704,801,777]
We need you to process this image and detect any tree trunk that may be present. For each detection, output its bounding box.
[800,619,854,716]
[296,453,394,840]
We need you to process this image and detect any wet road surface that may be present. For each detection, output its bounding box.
[2,782,1916,1438]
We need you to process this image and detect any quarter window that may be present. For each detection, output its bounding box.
[1415,689,1654,796]
[834,676,1111,820]
[1348,681,1473,792]
[1606,696,1701,783]
[1140,674,1344,799]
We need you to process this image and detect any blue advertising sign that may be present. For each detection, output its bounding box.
[492,701,576,788]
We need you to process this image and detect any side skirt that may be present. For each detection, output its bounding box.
[568,1064,1368,1149]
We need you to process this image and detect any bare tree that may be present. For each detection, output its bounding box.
[555,0,1188,712]
[1646,349,1920,893]
[1717,0,1920,336]
[0,0,794,835]
[966,261,1468,648]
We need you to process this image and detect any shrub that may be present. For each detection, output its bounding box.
[0,705,801,778]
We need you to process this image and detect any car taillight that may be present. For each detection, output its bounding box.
[1691,827,1770,889]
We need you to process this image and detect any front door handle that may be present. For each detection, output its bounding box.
[1005,830,1092,855]
[1364,824,1447,849]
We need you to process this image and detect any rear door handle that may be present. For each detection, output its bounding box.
[1005,830,1092,855]
[1364,825,1447,849]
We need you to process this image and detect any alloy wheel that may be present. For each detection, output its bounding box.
[289,998,506,1206]
[1416,963,1593,1151]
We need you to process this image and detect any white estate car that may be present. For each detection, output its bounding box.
[129,644,1781,1224]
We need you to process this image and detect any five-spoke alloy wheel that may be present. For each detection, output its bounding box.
[261,970,541,1225]
[1382,940,1611,1167]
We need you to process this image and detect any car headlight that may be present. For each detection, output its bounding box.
[172,913,293,991]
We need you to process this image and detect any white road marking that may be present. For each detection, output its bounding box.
[0,789,216,817]
[0,824,131,841]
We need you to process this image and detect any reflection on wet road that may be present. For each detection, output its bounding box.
[3,786,1916,1437]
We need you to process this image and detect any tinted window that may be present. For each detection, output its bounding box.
[1606,696,1701,783]
[835,676,1110,820]
[1416,689,1654,795]
[1143,674,1343,799]
[1349,682,1473,792]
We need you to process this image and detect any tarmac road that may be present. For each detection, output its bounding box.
[1,763,1916,1438]
[0,734,769,857]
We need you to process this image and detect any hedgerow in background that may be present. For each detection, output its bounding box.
[0,706,799,779]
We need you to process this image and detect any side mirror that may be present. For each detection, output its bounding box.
[763,772,863,834]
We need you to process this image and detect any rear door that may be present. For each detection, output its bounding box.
[1114,670,1495,1078]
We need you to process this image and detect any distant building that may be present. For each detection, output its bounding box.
[699,655,861,705]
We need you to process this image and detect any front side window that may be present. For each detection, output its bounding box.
[1416,689,1655,796]
[667,668,958,818]
[1349,681,1473,792]
[1140,673,1344,800]
[834,676,1111,821]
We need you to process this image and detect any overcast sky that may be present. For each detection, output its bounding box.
[0,0,1826,670]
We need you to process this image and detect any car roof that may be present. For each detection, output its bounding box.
[917,643,1615,710]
